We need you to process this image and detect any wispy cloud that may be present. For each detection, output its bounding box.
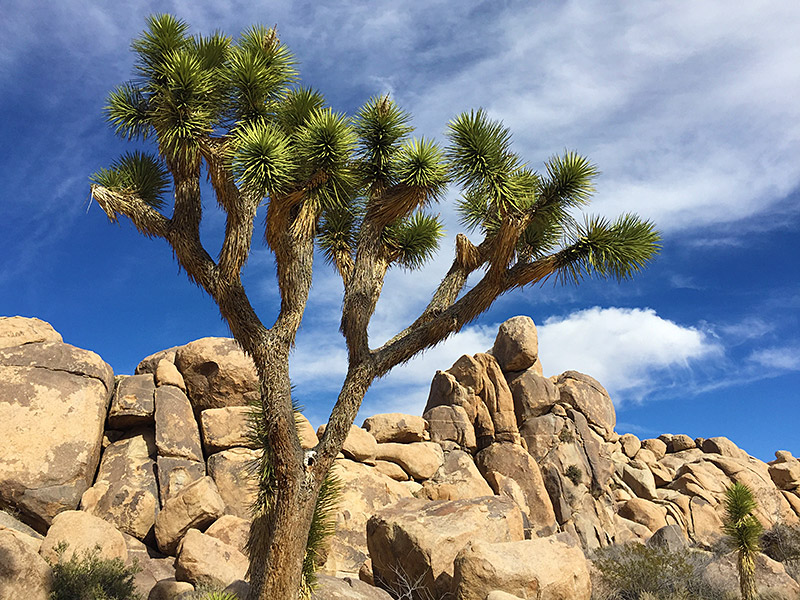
[747,346,800,372]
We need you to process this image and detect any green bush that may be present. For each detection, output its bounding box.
[591,543,723,600]
[48,542,141,600]
[565,464,583,485]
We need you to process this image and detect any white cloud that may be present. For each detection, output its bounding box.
[537,306,720,403]
[748,347,800,372]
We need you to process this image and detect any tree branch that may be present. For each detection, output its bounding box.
[90,185,170,238]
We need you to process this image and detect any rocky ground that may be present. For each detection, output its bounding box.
[1,315,799,600]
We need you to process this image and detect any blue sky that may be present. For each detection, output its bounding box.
[1,1,798,462]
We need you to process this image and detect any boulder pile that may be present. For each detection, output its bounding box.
[1,315,799,600]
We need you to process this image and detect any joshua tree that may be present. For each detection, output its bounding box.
[90,15,661,600]
[723,482,763,600]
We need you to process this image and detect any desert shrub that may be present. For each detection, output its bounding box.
[48,542,141,600]
[559,426,575,443]
[761,522,800,581]
[591,543,723,600]
[566,464,583,485]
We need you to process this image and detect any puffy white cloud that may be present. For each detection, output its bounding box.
[537,307,720,403]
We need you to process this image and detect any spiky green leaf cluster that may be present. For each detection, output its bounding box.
[232,122,293,198]
[555,214,661,284]
[395,138,448,201]
[353,95,413,187]
[317,205,361,267]
[723,483,763,554]
[384,212,445,270]
[447,109,532,216]
[91,151,170,209]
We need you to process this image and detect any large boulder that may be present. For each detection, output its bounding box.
[374,442,444,481]
[154,476,225,555]
[0,340,113,530]
[312,575,394,599]
[205,514,250,554]
[0,529,52,600]
[39,510,127,563]
[0,316,62,349]
[207,447,259,518]
[367,496,525,599]
[507,370,559,424]
[156,456,205,506]
[769,452,800,490]
[702,551,800,600]
[476,442,557,536]
[423,405,477,452]
[200,406,257,454]
[362,413,428,443]
[323,459,414,577]
[318,423,378,463]
[80,429,159,540]
[154,386,203,462]
[108,374,156,429]
[491,316,539,373]
[173,337,259,412]
[419,449,494,501]
[555,371,615,435]
[452,536,591,600]
[175,528,248,588]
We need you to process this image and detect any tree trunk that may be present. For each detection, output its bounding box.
[739,550,757,600]
[246,478,319,600]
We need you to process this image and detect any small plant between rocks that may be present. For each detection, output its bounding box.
[48,542,141,600]
[566,464,583,485]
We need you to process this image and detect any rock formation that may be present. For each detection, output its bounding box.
[1,314,799,600]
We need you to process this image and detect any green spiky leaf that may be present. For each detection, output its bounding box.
[353,95,413,187]
[384,212,445,270]
[395,138,448,201]
[106,83,152,140]
[233,121,294,198]
[555,213,661,284]
[132,14,191,79]
[91,151,170,209]
[277,87,326,135]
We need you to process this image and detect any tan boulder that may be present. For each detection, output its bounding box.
[207,447,258,518]
[297,413,320,449]
[154,476,225,555]
[80,430,159,540]
[476,442,557,536]
[555,371,615,434]
[491,316,539,372]
[0,529,52,600]
[423,405,477,453]
[507,369,560,425]
[200,406,256,454]
[420,449,494,501]
[156,456,206,506]
[362,413,428,443]
[175,528,248,588]
[146,578,195,600]
[701,436,749,460]
[702,552,800,599]
[641,438,667,460]
[619,433,641,458]
[173,337,259,412]
[367,496,525,599]
[325,424,379,463]
[39,510,127,563]
[667,434,696,452]
[485,593,525,600]
[155,358,186,390]
[205,514,249,554]
[323,459,414,577]
[108,374,155,429]
[452,536,591,600]
[374,460,409,481]
[0,341,112,530]
[622,463,658,501]
[311,574,394,599]
[374,441,444,481]
[124,534,177,597]
[769,455,800,490]
[154,386,203,462]
[135,347,179,374]
[617,498,668,533]
[0,316,62,349]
